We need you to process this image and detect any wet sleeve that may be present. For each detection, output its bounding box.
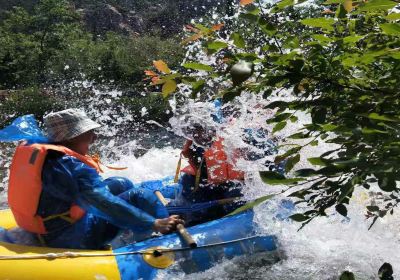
[66,158,156,232]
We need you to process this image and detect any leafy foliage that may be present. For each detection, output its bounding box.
[149,0,400,226]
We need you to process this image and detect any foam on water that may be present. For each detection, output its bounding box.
[1,85,399,279]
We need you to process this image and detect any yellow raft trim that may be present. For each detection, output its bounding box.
[0,209,121,280]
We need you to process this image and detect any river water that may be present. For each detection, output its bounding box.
[1,86,399,279]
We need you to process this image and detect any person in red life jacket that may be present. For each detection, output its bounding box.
[7,108,183,249]
[178,123,245,223]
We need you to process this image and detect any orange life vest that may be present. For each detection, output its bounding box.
[181,138,245,185]
[7,143,101,234]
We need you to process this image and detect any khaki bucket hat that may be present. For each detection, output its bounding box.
[43,108,101,142]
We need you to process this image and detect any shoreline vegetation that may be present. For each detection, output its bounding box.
[0,0,231,126]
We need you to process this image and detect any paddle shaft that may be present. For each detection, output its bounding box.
[154,191,197,248]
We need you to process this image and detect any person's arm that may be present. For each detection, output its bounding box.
[68,158,157,232]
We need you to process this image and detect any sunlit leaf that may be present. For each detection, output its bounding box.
[301,18,335,31]
[183,62,213,71]
[207,41,228,50]
[153,60,171,74]
[380,23,400,35]
[359,0,397,12]
[386,13,400,21]
[311,34,334,43]
[162,79,177,97]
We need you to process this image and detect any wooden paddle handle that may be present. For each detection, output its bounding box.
[176,224,197,248]
[154,191,168,206]
[154,190,198,248]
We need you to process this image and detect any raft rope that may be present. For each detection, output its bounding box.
[0,235,261,260]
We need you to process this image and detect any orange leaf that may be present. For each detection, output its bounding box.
[153,60,171,74]
[343,0,353,12]
[151,76,165,85]
[211,23,225,31]
[240,0,254,6]
[144,70,157,77]
[181,33,203,45]
[185,25,200,33]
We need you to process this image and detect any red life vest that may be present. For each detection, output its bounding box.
[7,143,101,234]
[181,138,245,185]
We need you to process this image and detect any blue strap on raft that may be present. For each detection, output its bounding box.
[0,115,49,143]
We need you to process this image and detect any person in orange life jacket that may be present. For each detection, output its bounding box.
[9,109,183,249]
[178,123,244,223]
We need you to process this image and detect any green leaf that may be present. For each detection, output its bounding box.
[380,23,400,35]
[289,132,310,139]
[182,62,213,71]
[289,213,309,222]
[267,112,291,123]
[191,80,205,94]
[368,113,399,122]
[226,194,276,216]
[343,35,364,44]
[207,41,228,51]
[359,0,397,12]
[275,146,302,163]
[230,32,246,49]
[335,204,348,217]
[294,168,317,177]
[272,0,295,12]
[301,18,335,32]
[386,13,400,21]
[310,140,318,146]
[340,271,355,280]
[260,171,304,185]
[361,128,389,134]
[162,79,177,97]
[259,18,277,36]
[273,121,287,133]
[311,34,334,44]
[367,205,379,212]
[285,154,301,173]
[307,157,327,166]
[321,124,338,131]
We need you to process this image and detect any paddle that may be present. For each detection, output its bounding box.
[154,191,197,248]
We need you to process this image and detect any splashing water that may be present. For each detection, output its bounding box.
[1,2,399,279]
[0,84,399,279]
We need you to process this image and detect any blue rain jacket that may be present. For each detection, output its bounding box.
[37,150,169,249]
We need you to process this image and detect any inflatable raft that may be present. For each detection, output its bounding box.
[0,208,277,280]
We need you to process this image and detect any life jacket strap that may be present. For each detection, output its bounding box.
[41,210,75,223]
[90,154,128,173]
